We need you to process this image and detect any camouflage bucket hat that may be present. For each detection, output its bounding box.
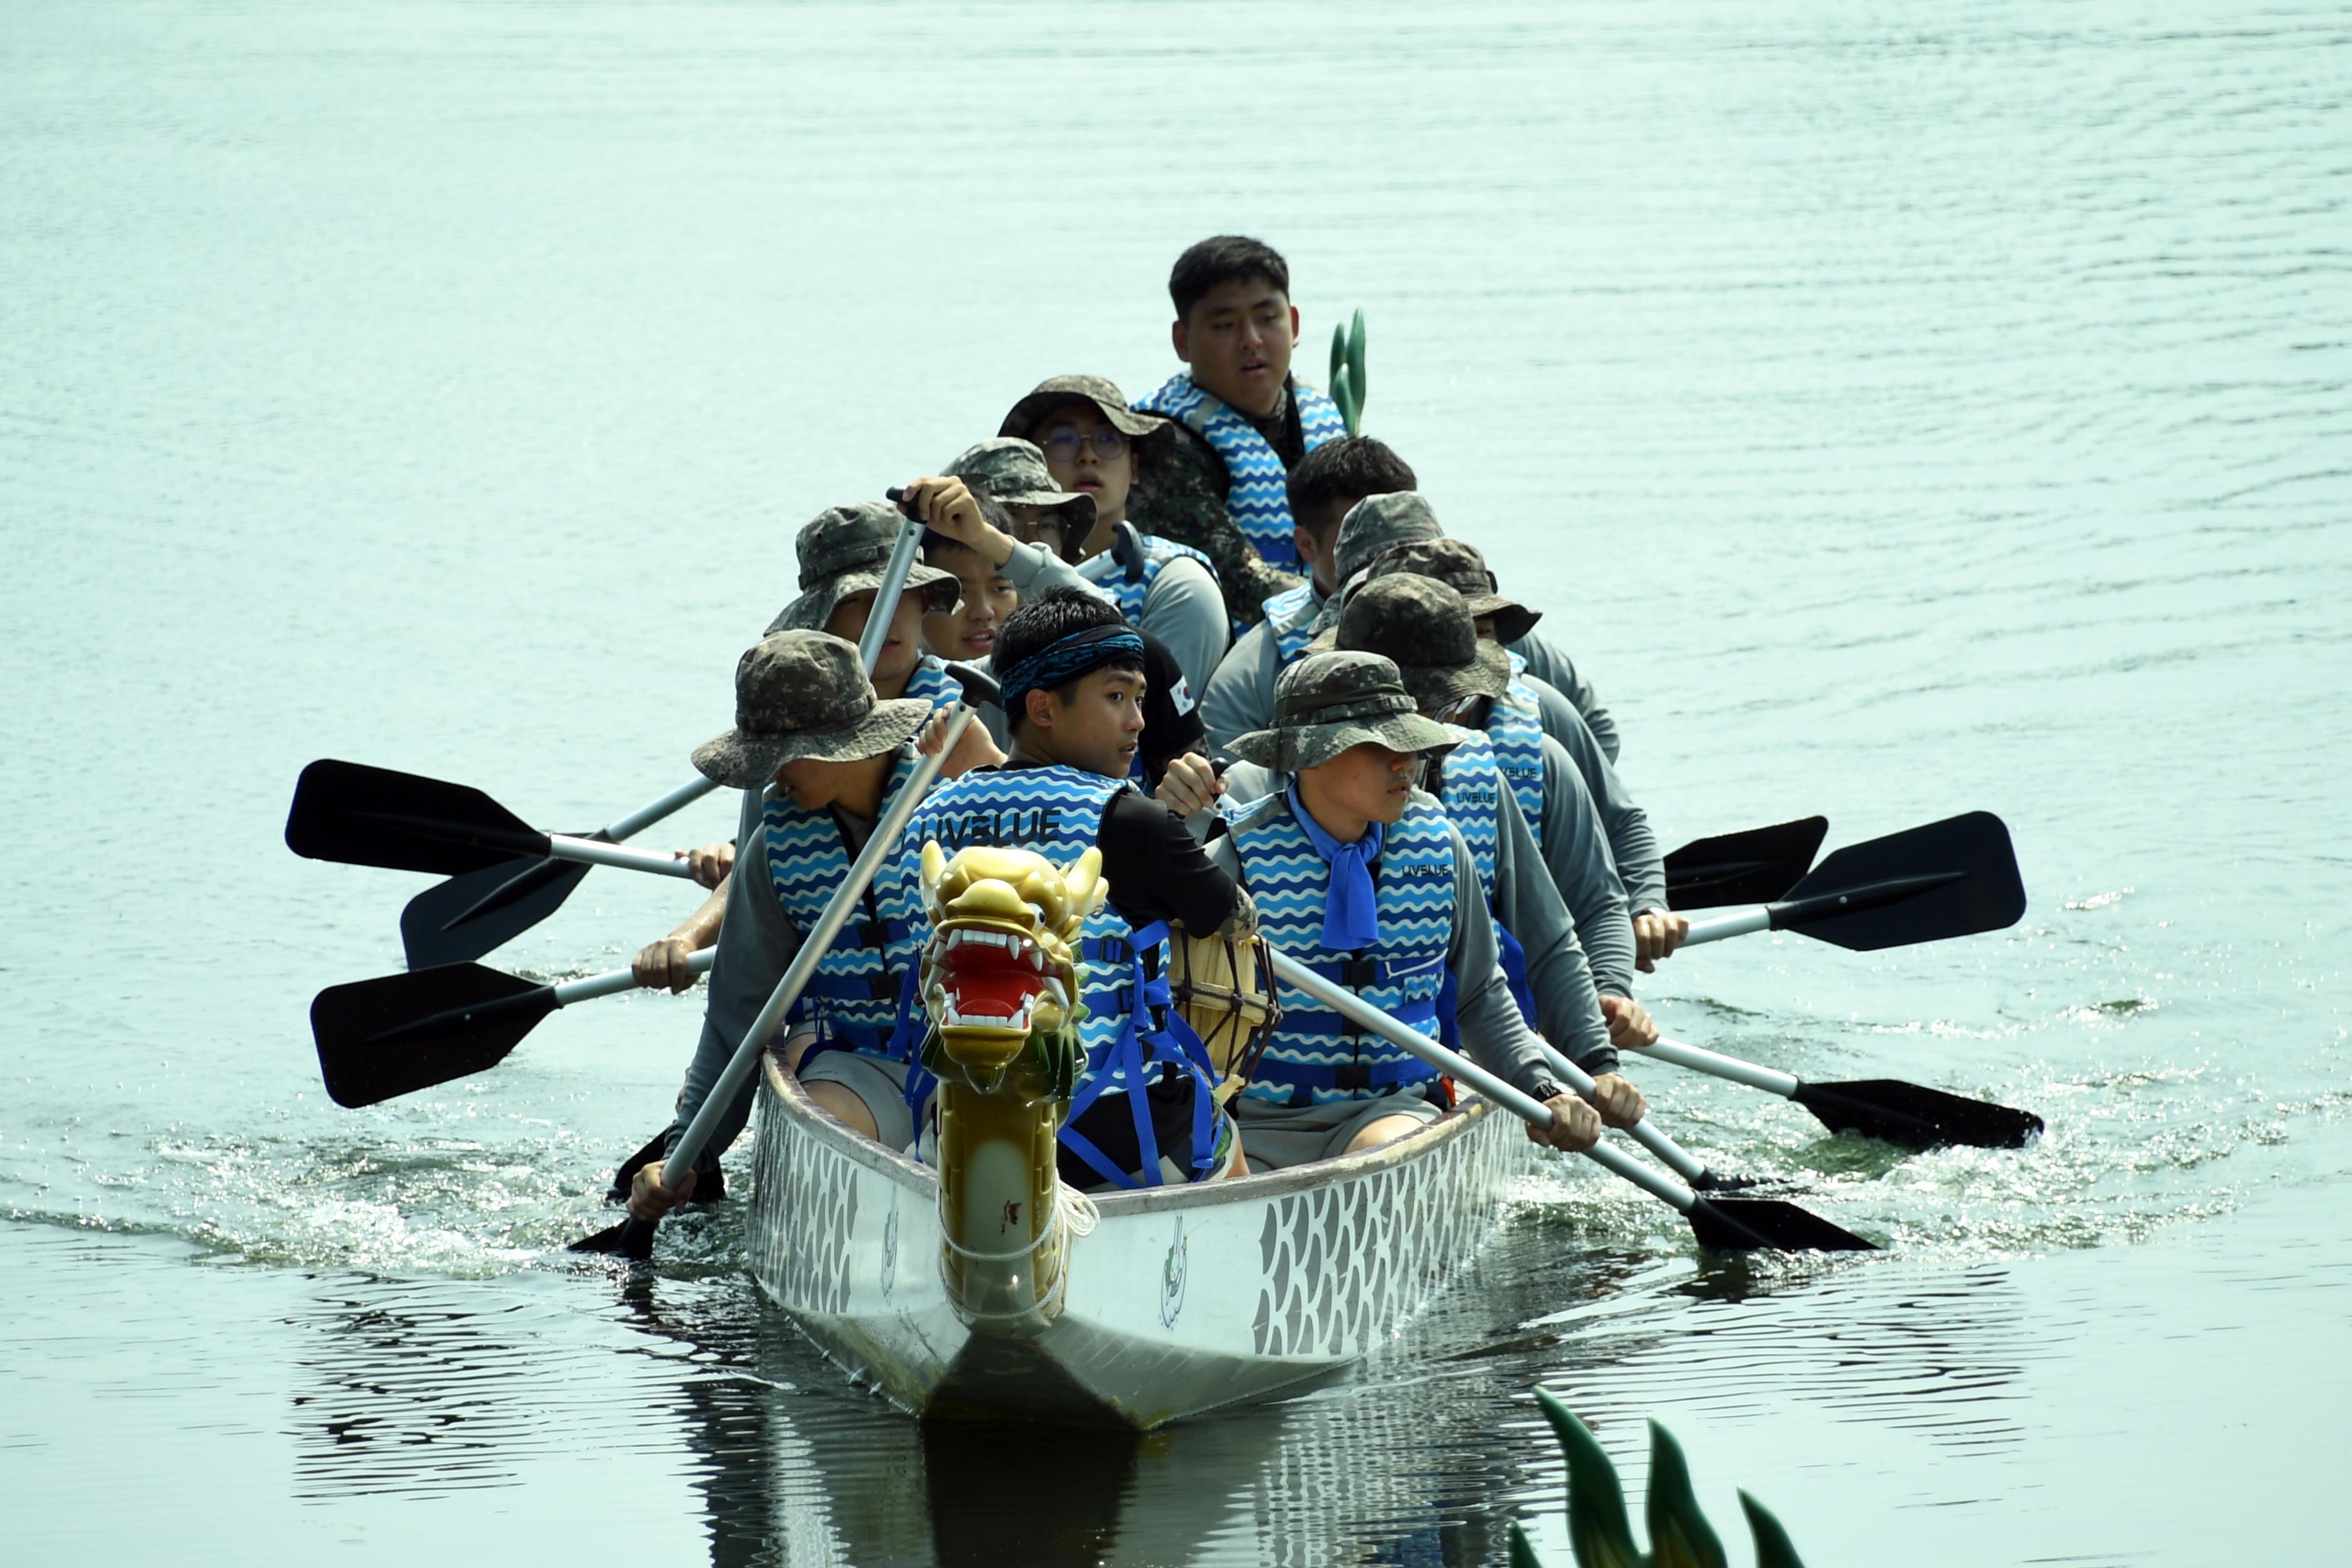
[997,374,1173,449]
[1311,490,1447,634]
[1335,574,1513,715]
[1355,536,1542,646]
[765,500,959,636]
[1228,650,1474,774]
[691,631,936,787]
[944,437,1097,550]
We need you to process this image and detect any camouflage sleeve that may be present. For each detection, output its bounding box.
[1126,426,1302,627]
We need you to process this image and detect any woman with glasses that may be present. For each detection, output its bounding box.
[997,376,1231,700]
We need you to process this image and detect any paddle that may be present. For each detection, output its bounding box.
[572,704,979,1261]
[1265,952,1876,1252]
[1525,1037,1756,1192]
[1627,1035,2044,1151]
[1679,810,2026,952]
[288,758,707,883]
[1663,816,1827,910]
[310,948,718,1108]
[397,774,724,967]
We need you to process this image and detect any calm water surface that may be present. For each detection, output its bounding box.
[3,3,2347,1563]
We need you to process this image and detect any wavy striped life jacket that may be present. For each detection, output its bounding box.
[1484,664,1549,856]
[900,654,961,716]
[1133,375,1345,569]
[1077,525,1219,627]
[1260,582,1324,669]
[1431,730,1543,1039]
[1228,792,1455,1107]
[891,765,1219,1186]
[765,748,927,1063]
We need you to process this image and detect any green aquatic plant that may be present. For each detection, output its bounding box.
[1328,309,1367,435]
[1507,1387,1807,1568]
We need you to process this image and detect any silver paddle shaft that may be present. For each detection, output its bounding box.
[1527,1038,1712,1186]
[1627,1035,1801,1098]
[602,775,721,842]
[1264,950,1700,1215]
[1678,906,1773,946]
[545,834,700,878]
[550,947,718,1008]
[663,706,974,1182]
[857,515,926,672]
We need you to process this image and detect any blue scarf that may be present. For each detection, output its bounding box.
[1287,779,1382,950]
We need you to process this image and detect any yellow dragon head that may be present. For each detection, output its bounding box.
[917,842,1106,1090]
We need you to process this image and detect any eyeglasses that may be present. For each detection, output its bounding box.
[1039,424,1128,464]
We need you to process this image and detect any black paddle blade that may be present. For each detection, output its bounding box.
[400,854,593,967]
[1665,816,1828,909]
[569,1215,658,1259]
[1686,1196,1877,1253]
[309,963,555,1108]
[1776,810,2026,952]
[1794,1078,2044,1151]
[286,759,549,877]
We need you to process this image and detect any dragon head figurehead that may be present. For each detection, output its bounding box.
[917,841,1106,1092]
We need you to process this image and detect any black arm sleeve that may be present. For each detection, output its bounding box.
[1095,791,1241,933]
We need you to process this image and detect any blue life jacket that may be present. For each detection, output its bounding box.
[1226,791,1455,1107]
[1482,673,1549,858]
[764,748,927,1064]
[1430,730,1543,1042]
[1133,375,1345,569]
[1259,582,1324,669]
[901,654,961,716]
[1078,524,1220,626]
[888,765,1220,1188]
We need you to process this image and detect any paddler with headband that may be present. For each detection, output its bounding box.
[881,588,1254,1190]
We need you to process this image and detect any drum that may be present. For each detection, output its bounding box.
[1165,900,1282,1103]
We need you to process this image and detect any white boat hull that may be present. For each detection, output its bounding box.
[747,1052,1527,1428]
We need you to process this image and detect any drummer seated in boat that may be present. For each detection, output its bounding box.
[625,630,1002,1220]
[1207,650,1607,1170]
[995,378,1230,698]
[883,588,1253,1190]
[1318,539,1685,973]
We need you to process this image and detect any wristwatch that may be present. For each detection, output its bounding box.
[1525,1080,1567,1105]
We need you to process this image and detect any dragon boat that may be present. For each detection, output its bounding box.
[743,840,1530,1429]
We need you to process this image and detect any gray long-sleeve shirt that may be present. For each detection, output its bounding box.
[1518,676,1665,914]
[1220,760,1627,1064]
[660,784,882,1178]
[1199,603,1619,765]
[1206,797,1573,1099]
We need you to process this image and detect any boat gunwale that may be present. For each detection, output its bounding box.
[756,1050,1504,1213]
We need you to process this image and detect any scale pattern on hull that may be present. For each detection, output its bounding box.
[1251,1104,1521,1358]
[750,1067,862,1317]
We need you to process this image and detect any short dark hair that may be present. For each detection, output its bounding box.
[994,588,1144,729]
[1169,235,1291,324]
[1286,436,1418,543]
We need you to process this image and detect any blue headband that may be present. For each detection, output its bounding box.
[999,623,1146,718]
